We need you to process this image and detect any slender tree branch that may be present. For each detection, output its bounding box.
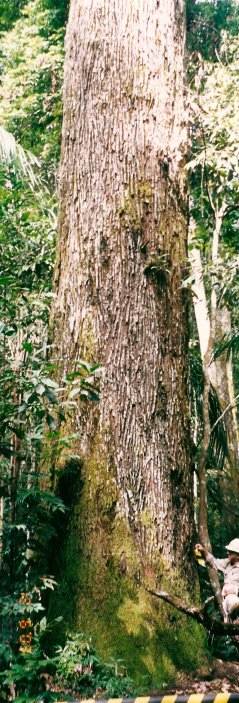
[199,123,216,214]
[224,202,239,216]
[190,18,221,37]
[146,588,239,636]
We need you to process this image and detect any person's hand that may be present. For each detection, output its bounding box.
[195,543,204,553]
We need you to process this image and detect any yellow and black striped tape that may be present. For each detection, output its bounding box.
[56,694,239,703]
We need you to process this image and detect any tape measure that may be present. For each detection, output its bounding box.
[195,549,206,567]
[56,694,239,703]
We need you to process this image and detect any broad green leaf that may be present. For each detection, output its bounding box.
[40,377,59,389]
[69,387,89,399]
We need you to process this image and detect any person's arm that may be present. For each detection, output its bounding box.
[195,543,228,573]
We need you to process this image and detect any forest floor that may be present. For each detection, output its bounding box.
[50,660,239,699]
[169,659,239,694]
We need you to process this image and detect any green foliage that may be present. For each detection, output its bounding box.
[186,0,239,59]
[0,6,102,688]
[189,34,239,210]
[189,341,204,446]
[0,159,57,465]
[188,16,239,667]
[0,0,65,183]
[188,30,239,451]
[0,126,40,187]
[188,35,239,266]
[0,630,133,702]
[54,632,133,698]
[0,154,100,688]
[41,0,70,30]
[0,0,69,32]
[0,0,27,30]
[213,329,239,361]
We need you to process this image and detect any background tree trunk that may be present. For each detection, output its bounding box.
[189,221,239,539]
[50,0,208,682]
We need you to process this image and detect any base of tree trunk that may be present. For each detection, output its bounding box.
[48,509,210,687]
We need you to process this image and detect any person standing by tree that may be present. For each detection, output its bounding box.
[196,540,239,621]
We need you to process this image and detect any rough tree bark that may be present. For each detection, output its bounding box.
[50,0,207,681]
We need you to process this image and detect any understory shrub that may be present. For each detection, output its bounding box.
[0,630,133,702]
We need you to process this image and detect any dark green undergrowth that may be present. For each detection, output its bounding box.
[0,630,134,702]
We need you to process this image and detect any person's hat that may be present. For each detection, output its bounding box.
[225,538,239,554]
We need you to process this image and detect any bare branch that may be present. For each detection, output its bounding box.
[146,588,239,636]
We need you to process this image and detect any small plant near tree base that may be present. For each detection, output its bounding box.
[0,629,133,702]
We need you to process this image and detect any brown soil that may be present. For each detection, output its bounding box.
[171,659,239,694]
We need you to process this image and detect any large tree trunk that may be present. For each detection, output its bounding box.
[50,0,207,682]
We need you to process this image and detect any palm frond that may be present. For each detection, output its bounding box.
[208,386,228,472]
[212,331,239,362]
[0,126,40,187]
